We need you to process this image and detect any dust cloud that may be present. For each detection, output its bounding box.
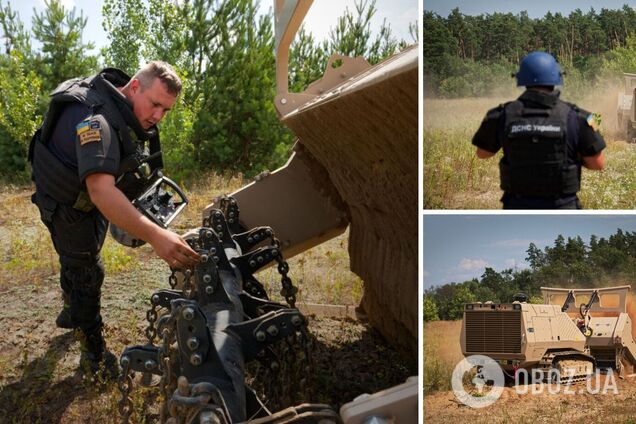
[424,78,625,138]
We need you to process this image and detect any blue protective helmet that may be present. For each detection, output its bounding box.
[515,51,563,87]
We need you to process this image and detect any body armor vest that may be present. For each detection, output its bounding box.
[499,99,580,197]
[28,69,163,210]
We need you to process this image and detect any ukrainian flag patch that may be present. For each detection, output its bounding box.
[76,120,90,135]
[586,114,599,132]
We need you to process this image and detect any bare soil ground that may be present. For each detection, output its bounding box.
[0,180,415,423]
[424,320,636,423]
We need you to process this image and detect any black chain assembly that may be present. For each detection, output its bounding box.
[117,195,331,424]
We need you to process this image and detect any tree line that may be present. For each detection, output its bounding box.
[0,0,413,183]
[424,229,636,321]
[424,5,636,97]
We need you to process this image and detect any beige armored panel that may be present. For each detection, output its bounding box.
[617,73,636,137]
[206,1,418,353]
[542,285,636,373]
[541,285,631,313]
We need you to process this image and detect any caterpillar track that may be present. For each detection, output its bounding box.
[537,351,596,383]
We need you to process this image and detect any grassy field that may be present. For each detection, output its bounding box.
[0,176,413,422]
[423,85,636,209]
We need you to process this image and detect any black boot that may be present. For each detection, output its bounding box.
[55,292,74,329]
[79,328,119,381]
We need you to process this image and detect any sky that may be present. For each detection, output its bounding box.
[423,215,636,290]
[9,0,418,55]
[424,0,636,18]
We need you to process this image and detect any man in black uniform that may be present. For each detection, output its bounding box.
[472,51,606,209]
[29,61,200,377]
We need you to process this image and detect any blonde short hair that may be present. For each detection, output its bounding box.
[133,61,182,96]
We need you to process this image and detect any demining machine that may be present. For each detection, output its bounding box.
[116,0,418,423]
[617,72,636,140]
[461,285,636,382]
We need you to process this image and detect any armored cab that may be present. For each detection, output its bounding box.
[461,285,636,380]
[543,285,636,374]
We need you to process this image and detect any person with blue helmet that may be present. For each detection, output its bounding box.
[472,51,606,209]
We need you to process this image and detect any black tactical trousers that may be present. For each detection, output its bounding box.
[32,189,108,336]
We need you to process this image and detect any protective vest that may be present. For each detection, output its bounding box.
[499,100,580,197]
[28,69,163,211]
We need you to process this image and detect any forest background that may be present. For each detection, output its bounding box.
[424,229,636,321]
[424,5,636,98]
[0,0,416,183]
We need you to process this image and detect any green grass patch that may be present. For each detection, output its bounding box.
[1,227,57,287]
[424,127,500,208]
[101,238,137,274]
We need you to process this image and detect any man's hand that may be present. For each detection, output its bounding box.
[476,147,496,159]
[86,173,200,268]
[581,152,605,170]
[148,228,200,269]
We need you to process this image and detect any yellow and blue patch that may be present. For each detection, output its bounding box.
[76,120,90,135]
[76,119,102,145]
[586,113,599,132]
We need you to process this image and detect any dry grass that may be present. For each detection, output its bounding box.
[423,320,462,393]
[423,86,636,209]
[174,172,246,230]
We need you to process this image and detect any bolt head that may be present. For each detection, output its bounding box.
[151,294,160,305]
[182,307,195,321]
[247,237,253,243]
[249,260,256,267]
[187,337,200,350]
[205,230,213,238]
[266,325,279,337]
[200,255,209,263]
[257,256,264,263]
[205,285,214,294]
[271,249,278,256]
[256,331,266,342]
[210,247,217,254]
[190,353,203,366]
[144,359,156,370]
[203,274,212,283]
[120,355,130,367]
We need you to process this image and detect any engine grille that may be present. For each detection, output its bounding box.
[465,310,521,353]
